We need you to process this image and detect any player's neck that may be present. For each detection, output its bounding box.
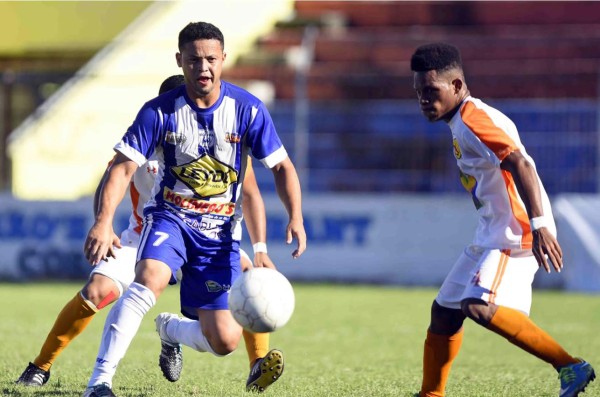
[187,82,221,109]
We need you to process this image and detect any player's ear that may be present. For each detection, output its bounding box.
[452,78,463,94]
[176,52,183,67]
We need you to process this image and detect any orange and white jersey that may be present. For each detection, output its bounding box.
[124,158,159,237]
[448,96,556,250]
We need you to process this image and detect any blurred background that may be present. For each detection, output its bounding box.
[1,1,599,292]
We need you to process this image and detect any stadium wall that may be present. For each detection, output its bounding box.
[1,193,597,292]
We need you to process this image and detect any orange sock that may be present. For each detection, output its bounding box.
[242,330,270,368]
[487,305,577,369]
[33,292,97,371]
[420,328,464,397]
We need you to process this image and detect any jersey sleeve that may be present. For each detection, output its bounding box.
[460,101,519,162]
[114,104,164,166]
[244,102,287,168]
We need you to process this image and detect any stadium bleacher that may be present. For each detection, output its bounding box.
[224,1,600,194]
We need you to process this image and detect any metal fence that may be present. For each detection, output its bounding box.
[252,98,600,195]
[1,72,598,196]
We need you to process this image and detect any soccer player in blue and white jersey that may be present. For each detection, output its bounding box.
[82,22,306,397]
[16,75,287,395]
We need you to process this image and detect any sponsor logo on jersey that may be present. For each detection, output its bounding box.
[170,153,238,197]
[198,125,215,149]
[163,187,235,216]
[205,280,231,292]
[453,137,462,159]
[460,170,483,209]
[165,130,187,145]
[225,132,241,143]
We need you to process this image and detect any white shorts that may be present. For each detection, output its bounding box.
[89,229,139,296]
[435,246,539,315]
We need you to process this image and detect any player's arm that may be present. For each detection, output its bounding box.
[241,157,275,269]
[500,150,562,273]
[84,152,138,265]
[93,168,109,217]
[93,157,122,249]
[270,156,306,259]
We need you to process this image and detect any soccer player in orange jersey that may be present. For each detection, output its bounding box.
[410,43,595,397]
[17,75,285,394]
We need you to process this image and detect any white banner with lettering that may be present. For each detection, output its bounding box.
[0,193,596,291]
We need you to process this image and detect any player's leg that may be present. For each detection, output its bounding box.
[155,242,243,382]
[238,249,284,392]
[155,306,243,384]
[17,241,137,387]
[239,250,271,364]
[460,249,595,396]
[33,275,113,366]
[84,214,179,395]
[419,246,478,397]
[85,259,170,394]
[15,286,98,387]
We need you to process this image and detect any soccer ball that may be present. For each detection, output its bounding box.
[228,267,295,333]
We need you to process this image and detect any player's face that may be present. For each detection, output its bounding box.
[176,39,226,107]
[413,70,461,122]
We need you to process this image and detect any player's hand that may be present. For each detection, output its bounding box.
[286,217,306,259]
[532,227,563,273]
[108,230,122,258]
[253,252,276,269]
[84,221,117,265]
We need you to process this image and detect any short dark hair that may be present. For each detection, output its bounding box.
[410,43,462,73]
[178,22,224,50]
[159,74,185,95]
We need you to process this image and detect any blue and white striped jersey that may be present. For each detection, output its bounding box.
[114,81,287,243]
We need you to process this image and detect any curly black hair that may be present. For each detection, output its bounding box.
[410,43,462,73]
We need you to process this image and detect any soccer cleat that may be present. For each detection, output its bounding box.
[559,359,596,397]
[82,383,116,397]
[155,312,183,382]
[15,362,50,387]
[246,349,285,393]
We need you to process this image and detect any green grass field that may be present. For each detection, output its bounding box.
[1,283,599,397]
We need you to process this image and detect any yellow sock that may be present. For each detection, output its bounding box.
[420,329,464,397]
[487,305,578,368]
[33,292,97,371]
[242,330,270,368]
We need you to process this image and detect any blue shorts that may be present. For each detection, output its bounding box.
[138,209,241,315]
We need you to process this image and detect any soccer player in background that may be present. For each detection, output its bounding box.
[17,75,287,394]
[81,21,305,397]
[410,43,595,397]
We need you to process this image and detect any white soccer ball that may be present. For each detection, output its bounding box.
[228,267,295,333]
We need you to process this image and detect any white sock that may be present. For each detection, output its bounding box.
[166,317,222,356]
[87,282,156,387]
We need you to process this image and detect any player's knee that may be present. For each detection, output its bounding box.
[208,333,240,355]
[81,277,119,309]
[430,300,464,334]
[205,327,241,355]
[460,298,494,326]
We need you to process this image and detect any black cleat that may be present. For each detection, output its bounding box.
[16,362,50,387]
[82,382,116,397]
[246,349,285,392]
[155,312,183,382]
